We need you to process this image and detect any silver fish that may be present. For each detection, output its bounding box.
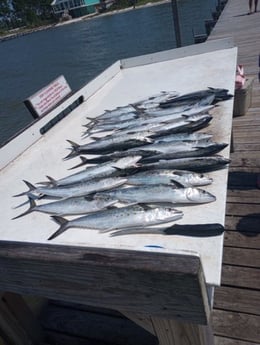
[48,204,183,240]
[12,195,118,219]
[126,169,213,187]
[133,91,179,110]
[140,142,228,163]
[153,132,213,143]
[19,177,127,200]
[65,131,153,158]
[47,156,142,186]
[141,156,230,172]
[96,185,216,205]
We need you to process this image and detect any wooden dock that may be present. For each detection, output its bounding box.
[0,1,259,345]
[208,1,260,344]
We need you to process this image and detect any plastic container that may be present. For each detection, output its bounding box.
[233,77,254,117]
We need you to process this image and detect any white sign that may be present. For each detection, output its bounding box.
[25,75,72,118]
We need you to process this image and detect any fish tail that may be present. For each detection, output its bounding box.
[13,180,36,197]
[48,216,69,240]
[12,196,36,219]
[68,156,89,170]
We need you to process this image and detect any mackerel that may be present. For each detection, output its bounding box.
[19,177,127,200]
[48,204,183,240]
[13,195,118,219]
[140,156,230,172]
[52,156,142,186]
[65,131,153,158]
[126,169,213,187]
[96,185,216,205]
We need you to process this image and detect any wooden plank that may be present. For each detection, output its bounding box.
[226,203,260,217]
[2,292,44,344]
[225,214,260,232]
[221,265,260,289]
[212,310,260,343]
[150,317,214,345]
[222,247,260,268]
[214,336,259,345]
[0,296,32,345]
[229,152,260,167]
[214,286,260,315]
[227,188,260,205]
[0,241,209,323]
[224,231,260,249]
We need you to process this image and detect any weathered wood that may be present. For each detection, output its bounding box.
[222,247,260,268]
[2,292,44,344]
[150,317,214,345]
[214,286,260,315]
[226,203,260,217]
[0,295,32,345]
[225,214,260,232]
[224,230,260,249]
[0,241,209,324]
[212,310,260,343]
[221,265,260,289]
[214,336,258,345]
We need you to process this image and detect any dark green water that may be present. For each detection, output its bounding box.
[0,1,217,146]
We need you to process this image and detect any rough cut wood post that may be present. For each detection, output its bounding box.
[122,313,215,345]
[0,292,38,345]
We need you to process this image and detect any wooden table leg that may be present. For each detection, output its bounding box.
[0,292,44,345]
[122,312,214,345]
[150,317,214,345]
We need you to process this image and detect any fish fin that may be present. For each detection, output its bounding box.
[66,140,79,148]
[90,136,100,141]
[138,203,154,211]
[170,180,185,188]
[48,216,69,240]
[46,176,58,186]
[13,180,36,197]
[12,196,36,220]
[68,156,89,170]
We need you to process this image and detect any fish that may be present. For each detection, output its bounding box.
[126,169,213,187]
[140,155,230,172]
[95,185,216,205]
[139,142,228,163]
[12,195,118,219]
[48,204,183,240]
[67,138,220,168]
[45,156,142,186]
[159,88,233,108]
[64,131,153,158]
[132,91,179,110]
[153,132,213,143]
[16,177,127,200]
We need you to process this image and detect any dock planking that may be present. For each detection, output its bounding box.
[209,0,260,344]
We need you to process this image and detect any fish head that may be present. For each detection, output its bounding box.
[186,188,216,203]
[189,173,213,186]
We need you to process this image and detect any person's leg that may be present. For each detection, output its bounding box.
[254,0,258,12]
[249,0,253,13]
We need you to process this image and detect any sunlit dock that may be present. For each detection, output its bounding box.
[208,1,260,344]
